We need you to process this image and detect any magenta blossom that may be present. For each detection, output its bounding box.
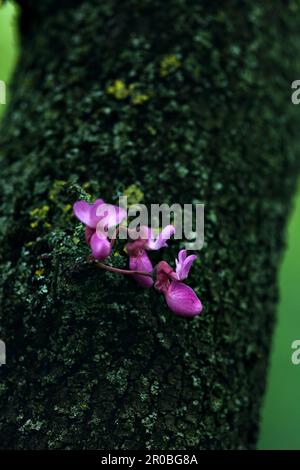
[175,249,197,280]
[154,250,202,317]
[73,199,126,260]
[126,225,176,288]
[73,196,204,319]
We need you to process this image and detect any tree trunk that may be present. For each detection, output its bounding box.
[0,0,299,450]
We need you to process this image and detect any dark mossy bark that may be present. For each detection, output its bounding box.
[0,0,299,450]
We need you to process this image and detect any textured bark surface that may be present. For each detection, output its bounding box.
[0,0,299,450]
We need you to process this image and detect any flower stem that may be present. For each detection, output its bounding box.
[93,260,153,278]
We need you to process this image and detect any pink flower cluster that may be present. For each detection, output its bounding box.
[73,198,203,318]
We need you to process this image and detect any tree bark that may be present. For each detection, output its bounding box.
[0,0,299,450]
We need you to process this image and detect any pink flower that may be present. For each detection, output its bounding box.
[144,225,177,250]
[175,249,197,280]
[164,281,202,317]
[129,249,154,288]
[72,199,204,319]
[73,199,126,260]
[154,250,202,317]
[126,225,176,288]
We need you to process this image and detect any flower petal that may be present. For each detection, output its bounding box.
[154,261,173,293]
[90,232,111,260]
[73,201,94,228]
[126,238,148,257]
[73,199,105,229]
[165,281,202,317]
[175,249,197,280]
[94,203,127,230]
[177,249,187,265]
[146,225,176,250]
[89,199,105,227]
[129,251,154,288]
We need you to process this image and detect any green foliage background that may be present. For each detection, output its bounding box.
[0,1,299,450]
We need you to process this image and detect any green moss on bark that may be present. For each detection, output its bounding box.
[0,0,299,450]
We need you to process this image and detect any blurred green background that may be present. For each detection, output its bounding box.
[0,1,299,450]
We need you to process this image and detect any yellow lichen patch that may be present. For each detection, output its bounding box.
[106,80,129,100]
[124,184,144,205]
[107,80,151,105]
[131,93,150,105]
[35,268,45,278]
[30,205,50,218]
[160,54,181,77]
[128,83,151,105]
[145,124,157,136]
[72,236,80,246]
[63,204,72,213]
[30,221,39,229]
[48,180,66,202]
[30,205,50,229]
